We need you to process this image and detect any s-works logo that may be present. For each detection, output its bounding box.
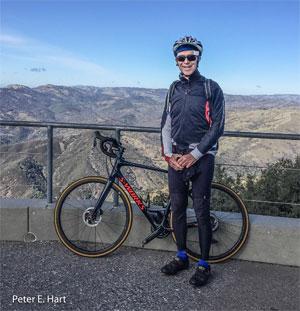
[118,177,145,211]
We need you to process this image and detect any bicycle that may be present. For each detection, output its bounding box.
[54,131,250,263]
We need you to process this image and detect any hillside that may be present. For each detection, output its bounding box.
[0,84,299,199]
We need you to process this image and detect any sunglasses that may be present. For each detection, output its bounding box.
[176,55,197,62]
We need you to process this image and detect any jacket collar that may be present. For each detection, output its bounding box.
[179,70,205,83]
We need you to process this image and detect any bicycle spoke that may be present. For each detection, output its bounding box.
[101,220,125,227]
[64,201,90,210]
[94,229,96,251]
[101,205,126,214]
[217,214,242,222]
[60,217,83,230]
[219,224,241,236]
[68,221,87,242]
[95,227,105,246]
[60,214,82,222]
[214,230,235,250]
[218,220,243,227]
[86,227,93,246]
[101,221,121,236]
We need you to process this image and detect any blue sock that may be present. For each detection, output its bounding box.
[176,250,188,261]
[197,259,209,269]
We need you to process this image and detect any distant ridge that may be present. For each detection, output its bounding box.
[3,84,300,97]
[1,84,299,127]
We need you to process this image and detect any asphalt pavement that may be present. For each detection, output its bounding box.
[0,241,299,311]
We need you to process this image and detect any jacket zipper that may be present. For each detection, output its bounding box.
[179,81,190,144]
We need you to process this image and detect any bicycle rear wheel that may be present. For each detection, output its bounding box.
[54,176,133,257]
[171,182,249,263]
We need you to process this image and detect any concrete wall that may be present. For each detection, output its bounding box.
[1,198,299,266]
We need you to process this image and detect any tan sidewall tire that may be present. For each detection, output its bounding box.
[54,176,133,257]
[170,182,250,263]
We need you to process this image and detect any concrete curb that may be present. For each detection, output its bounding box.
[0,198,299,266]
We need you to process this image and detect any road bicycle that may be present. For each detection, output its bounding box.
[54,131,250,263]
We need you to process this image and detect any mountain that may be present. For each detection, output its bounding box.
[1,84,299,127]
[0,84,299,199]
[1,84,166,127]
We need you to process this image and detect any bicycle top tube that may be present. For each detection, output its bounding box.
[94,130,168,174]
[119,158,168,174]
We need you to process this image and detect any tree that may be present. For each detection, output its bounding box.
[19,157,47,199]
[214,156,300,218]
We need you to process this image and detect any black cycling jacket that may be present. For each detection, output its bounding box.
[161,70,225,160]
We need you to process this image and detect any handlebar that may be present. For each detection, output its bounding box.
[93,131,124,158]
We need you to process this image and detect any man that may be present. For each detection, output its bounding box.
[160,36,225,287]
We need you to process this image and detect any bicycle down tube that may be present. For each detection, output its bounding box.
[93,157,169,229]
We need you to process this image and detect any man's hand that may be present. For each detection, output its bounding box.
[177,153,197,168]
[168,154,184,171]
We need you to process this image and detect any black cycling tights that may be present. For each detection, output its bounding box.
[168,154,215,261]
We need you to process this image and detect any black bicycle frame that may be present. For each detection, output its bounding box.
[93,150,170,229]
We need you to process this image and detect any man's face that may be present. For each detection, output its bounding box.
[176,50,198,77]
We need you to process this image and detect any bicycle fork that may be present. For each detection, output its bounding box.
[90,177,116,220]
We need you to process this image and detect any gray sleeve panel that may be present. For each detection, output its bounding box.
[194,81,225,155]
[161,113,173,156]
[161,81,179,157]
[190,147,203,160]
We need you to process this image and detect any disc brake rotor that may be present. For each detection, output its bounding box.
[82,207,102,227]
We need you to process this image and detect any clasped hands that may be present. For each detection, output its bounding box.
[168,153,197,171]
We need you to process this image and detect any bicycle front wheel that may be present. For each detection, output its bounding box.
[171,182,249,264]
[54,176,133,257]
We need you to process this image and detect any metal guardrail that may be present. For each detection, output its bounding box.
[1,120,300,203]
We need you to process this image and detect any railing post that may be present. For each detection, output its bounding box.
[47,126,53,204]
[113,128,121,207]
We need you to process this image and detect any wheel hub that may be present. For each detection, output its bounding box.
[82,207,102,227]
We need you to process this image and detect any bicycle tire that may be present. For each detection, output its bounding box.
[54,176,133,257]
[170,182,249,264]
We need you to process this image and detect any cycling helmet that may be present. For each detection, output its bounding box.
[173,36,203,57]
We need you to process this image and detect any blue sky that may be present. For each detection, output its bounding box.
[1,0,299,94]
